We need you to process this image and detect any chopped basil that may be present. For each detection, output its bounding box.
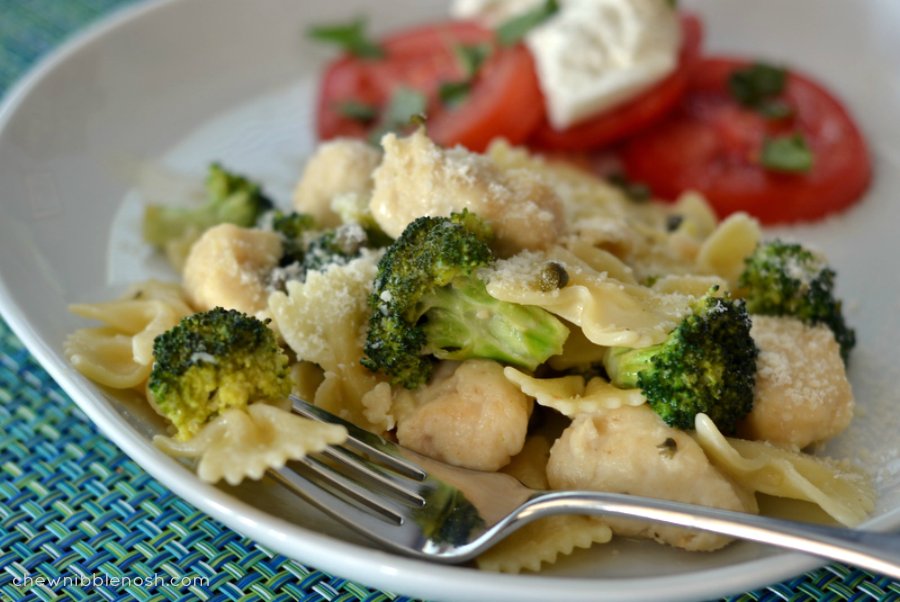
[439,81,472,107]
[368,87,428,145]
[729,62,792,117]
[439,44,493,109]
[454,43,493,79]
[336,100,379,123]
[384,87,427,125]
[496,0,560,47]
[308,17,385,59]
[760,134,814,173]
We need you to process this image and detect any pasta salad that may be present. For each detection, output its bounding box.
[66,126,876,573]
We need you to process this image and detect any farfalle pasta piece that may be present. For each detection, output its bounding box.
[69,280,193,366]
[476,515,613,573]
[481,246,692,348]
[694,414,877,526]
[154,403,347,485]
[696,213,761,290]
[65,280,194,387]
[650,274,729,298]
[486,139,638,223]
[504,367,645,417]
[64,326,152,389]
[477,435,613,573]
[268,252,393,434]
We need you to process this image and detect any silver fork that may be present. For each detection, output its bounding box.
[270,395,900,578]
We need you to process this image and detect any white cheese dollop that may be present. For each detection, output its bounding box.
[451,0,682,131]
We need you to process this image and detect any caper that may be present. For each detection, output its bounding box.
[657,437,678,459]
[539,260,569,291]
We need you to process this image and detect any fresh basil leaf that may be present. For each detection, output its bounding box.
[384,87,427,125]
[760,134,814,173]
[439,81,472,107]
[336,100,379,123]
[729,63,788,108]
[368,87,428,145]
[454,43,493,79]
[308,17,385,59]
[496,0,560,47]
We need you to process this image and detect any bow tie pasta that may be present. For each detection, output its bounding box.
[67,128,871,573]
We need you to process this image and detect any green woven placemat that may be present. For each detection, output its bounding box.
[1,2,898,602]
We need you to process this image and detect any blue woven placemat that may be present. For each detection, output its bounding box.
[1,2,898,602]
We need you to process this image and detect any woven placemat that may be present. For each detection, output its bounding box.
[0,2,897,602]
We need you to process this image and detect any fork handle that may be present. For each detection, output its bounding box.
[516,491,900,578]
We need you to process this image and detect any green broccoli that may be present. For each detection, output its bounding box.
[149,307,293,441]
[267,209,318,266]
[738,240,855,362]
[361,210,570,389]
[603,288,758,434]
[143,163,274,246]
[303,223,370,273]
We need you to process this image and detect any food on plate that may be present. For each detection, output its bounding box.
[310,0,870,223]
[602,287,758,434]
[147,306,293,441]
[144,164,275,271]
[67,123,874,572]
[313,19,544,152]
[619,58,873,223]
[528,12,703,151]
[738,240,856,362]
[360,208,569,390]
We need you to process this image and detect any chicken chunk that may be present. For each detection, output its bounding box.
[547,405,757,551]
[293,138,381,228]
[369,129,565,257]
[182,223,281,316]
[394,359,532,471]
[737,315,854,449]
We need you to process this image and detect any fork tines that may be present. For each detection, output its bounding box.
[270,396,428,527]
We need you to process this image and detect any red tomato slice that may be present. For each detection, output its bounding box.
[619,57,872,224]
[527,14,703,152]
[316,21,545,152]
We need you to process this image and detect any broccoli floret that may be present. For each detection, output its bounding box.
[143,163,274,246]
[267,210,318,266]
[604,288,758,434]
[148,307,293,441]
[738,240,856,362]
[361,210,569,389]
[303,223,370,273]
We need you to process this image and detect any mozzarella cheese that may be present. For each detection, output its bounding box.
[452,0,682,130]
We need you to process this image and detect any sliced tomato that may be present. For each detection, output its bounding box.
[527,14,703,152]
[316,21,545,152]
[619,57,872,224]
